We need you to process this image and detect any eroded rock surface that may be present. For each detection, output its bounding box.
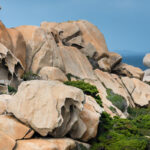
[78,95,103,141]
[0,43,24,87]
[7,80,85,137]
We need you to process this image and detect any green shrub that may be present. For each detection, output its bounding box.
[128,107,150,118]
[112,117,139,136]
[109,106,117,114]
[75,144,88,150]
[22,71,40,81]
[64,80,102,107]
[8,86,17,93]
[109,137,148,150]
[66,73,80,81]
[98,112,113,133]
[106,88,127,112]
[91,111,150,150]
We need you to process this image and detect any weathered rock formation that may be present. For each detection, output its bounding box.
[0,20,150,149]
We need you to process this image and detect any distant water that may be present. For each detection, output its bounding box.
[122,54,147,70]
[110,50,149,71]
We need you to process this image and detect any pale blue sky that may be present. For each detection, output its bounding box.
[0,0,150,69]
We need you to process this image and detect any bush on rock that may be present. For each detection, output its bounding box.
[106,88,127,112]
[90,110,150,150]
[64,80,102,107]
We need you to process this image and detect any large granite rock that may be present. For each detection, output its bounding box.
[94,69,134,108]
[0,131,16,150]
[7,80,85,138]
[113,63,144,80]
[54,21,81,45]
[75,20,108,57]
[0,21,13,51]
[77,95,103,141]
[41,20,108,58]
[143,69,150,82]
[0,43,24,86]
[32,44,96,80]
[39,66,68,82]
[60,46,96,80]
[15,25,44,70]
[143,53,150,68]
[98,52,122,72]
[0,115,34,140]
[16,138,76,150]
[0,95,12,114]
[7,28,27,70]
[87,79,127,118]
[122,77,150,107]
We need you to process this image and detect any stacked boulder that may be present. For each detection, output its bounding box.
[0,80,101,149]
[0,20,149,149]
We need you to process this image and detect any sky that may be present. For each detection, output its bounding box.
[0,0,150,69]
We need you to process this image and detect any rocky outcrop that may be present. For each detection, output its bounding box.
[0,22,26,72]
[85,79,127,118]
[78,95,103,141]
[0,131,16,150]
[0,94,12,114]
[143,69,150,82]
[122,77,150,107]
[59,46,96,80]
[98,52,122,72]
[95,69,134,108]
[7,28,26,70]
[39,66,68,82]
[0,115,34,140]
[41,20,108,58]
[0,43,24,87]
[15,25,45,70]
[0,21,12,51]
[15,138,88,150]
[75,20,108,57]
[7,80,85,137]
[1,19,150,149]
[113,63,144,80]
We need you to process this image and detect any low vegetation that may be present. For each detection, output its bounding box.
[8,85,17,94]
[106,88,127,112]
[64,80,150,150]
[66,73,81,81]
[91,108,150,150]
[64,80,102,107]
[21,71,40,81]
